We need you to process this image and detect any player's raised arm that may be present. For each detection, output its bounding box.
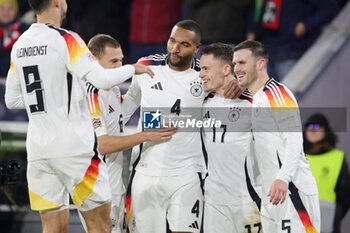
[61,31,153,90]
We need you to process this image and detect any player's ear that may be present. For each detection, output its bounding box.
[223,63,231,76]
[195,43,201,54]
[257,58,266,71]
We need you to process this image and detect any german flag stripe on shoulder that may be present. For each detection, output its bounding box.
[137,54,200,71]
[48,25,89,68]
[263,79,296,108]
[86,82,101,118]
[137,54,167,66]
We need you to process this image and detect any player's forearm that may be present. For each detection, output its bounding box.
[97,132,147,155]
[276,132,303,183]
[85,64,135,90]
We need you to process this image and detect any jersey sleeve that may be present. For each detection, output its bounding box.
[265,85,304,183]
[61,31,135,89]
[86,82,107,137]
[122,75,142,123]
[5,59,25,109]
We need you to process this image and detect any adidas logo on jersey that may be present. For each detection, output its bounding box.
[109,105,115,114]
[188,220,199,229]
[150,82,163,90]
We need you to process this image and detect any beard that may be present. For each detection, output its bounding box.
[168,52,193,69]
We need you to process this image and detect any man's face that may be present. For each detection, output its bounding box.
[0,3,16,24]
[98,46,123,69]
[233,49,258,89]
[199,54,225,92]
[167,26,200,70]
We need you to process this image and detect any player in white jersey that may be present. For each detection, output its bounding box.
[76,34,177,233]
[199,43,261,233]
[233,40,320,233]
[4,1,153,232]
[122,20,244,233]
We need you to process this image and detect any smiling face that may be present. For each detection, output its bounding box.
[167,26,200,71]
[98,46,123,69]
[233,48,259,90]
[199,54,226,92]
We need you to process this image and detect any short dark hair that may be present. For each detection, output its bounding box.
[88,34,121,58]
[27,0,51,13]
[233,40,269,62]
[175,19,202,43]
[201,43,234,72]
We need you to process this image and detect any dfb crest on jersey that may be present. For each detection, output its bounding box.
[228,108,241,122]
[190,81,203,97]
[143,110,161,129]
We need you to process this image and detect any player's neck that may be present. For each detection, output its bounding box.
[36,11,61,28]
[248,74,270,95]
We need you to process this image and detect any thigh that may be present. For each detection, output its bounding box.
[132,172,166,233]
[111,194,125,233]
[204,202,233,233]
[50,154,112,212]
[231,201,262,233]
[261,193,318,233]
[27,159,69,211]
[167,173,204,233]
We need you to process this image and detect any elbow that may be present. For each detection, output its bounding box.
[5,97,22,109]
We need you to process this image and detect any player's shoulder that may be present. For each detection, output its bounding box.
[262,78,297,107]
[137,54,168,66]
[47,24,86,47]
[238,90,253,104]
[85,81,99,95]
[137,54,200,72]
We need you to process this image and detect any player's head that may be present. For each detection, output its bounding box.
[167,19,202,71]
[199,43,234,92]
[233,40,268,89]
[88,34,123,69]
[27,0,67,24]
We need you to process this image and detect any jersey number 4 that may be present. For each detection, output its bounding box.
[23,65,46,114]
[171,99,181,115]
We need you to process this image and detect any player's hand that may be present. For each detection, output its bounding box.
[143,126,177,142]
[267,179,288,205]
[133,63,155,78]
[223,78,244,99]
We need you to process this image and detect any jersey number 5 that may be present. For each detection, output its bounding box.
[23,65,46,114]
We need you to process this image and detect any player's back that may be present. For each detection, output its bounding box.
[11,24,95,161]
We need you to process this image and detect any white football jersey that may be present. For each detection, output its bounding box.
[123,54,207,176]
[86,83,125,195]
[252,79,318,204]
[5,23,135,161]
[5,24,102,161]
[202,93,256,205]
